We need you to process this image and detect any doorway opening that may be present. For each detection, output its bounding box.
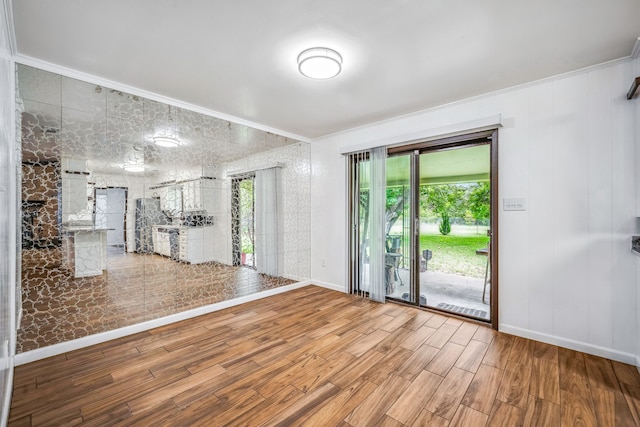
[94,187,128,254]
[231,175,256,268]
[349,130,498,326]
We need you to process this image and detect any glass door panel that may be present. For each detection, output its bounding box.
[239,177,255,268]
[418,144,491,320]
[231,175,255,268]
[385,154,413,302]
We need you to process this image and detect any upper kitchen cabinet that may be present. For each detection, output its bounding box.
[182,178,216,212]
[150,184,182,216]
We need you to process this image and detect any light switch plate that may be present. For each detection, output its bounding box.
[503,197,526,211]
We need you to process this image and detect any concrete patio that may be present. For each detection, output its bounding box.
[387,268,490,321]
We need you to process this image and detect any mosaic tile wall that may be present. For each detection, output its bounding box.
[17,64,310,352]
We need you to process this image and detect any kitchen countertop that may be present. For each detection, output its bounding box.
[62,226,114,233]
[152,224,214,230]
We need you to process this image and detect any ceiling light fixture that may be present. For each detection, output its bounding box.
[153,136,181,147]
[123,164,145,172]
[297,47,342,79]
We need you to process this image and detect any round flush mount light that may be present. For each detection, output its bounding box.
[123,164,145,172]
[153,136,181,147]
[297,47,342,79]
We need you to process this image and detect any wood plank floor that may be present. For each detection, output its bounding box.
[9,286,640,426]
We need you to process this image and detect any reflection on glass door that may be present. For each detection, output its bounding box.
[384,154,413,302]
[231,175,255,268]
[418,144,491,320]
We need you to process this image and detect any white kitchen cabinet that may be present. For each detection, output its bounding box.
[178,226,214,263]
[182,180,202,211]
[152,187,166,208]
[61,159,92,222]
[152,228,171,257]
[61,173,91,222]
[62,228,107,278]
[152,185,182,215]
[182,178,216,212]
[201,180,215,213]
[168,186,182,214]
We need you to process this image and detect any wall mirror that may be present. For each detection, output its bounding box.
[17,64,311,353]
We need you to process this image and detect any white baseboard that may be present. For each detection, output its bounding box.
[311,280,347,293]
[14,280,312,366]
[282,274,310,283]
[500,324,638,365]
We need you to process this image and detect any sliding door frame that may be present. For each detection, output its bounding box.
[347,151,371,297]
[230,174,256,268]
[347,129,498,329]
[388,129,499,329]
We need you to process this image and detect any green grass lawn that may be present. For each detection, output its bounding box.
[419,225,489,278]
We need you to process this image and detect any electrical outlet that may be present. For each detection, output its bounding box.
[503,197,526,211]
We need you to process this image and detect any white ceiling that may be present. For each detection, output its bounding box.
[11,0,640,139]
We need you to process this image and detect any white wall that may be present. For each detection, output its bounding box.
[311,58,639,364]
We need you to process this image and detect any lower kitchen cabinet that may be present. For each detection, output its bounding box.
[178,226,214,264]
[62,228,108,278]
[151,228,172,258]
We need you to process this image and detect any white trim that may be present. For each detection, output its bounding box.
[2,0,16,55]
[500,324,638,365]
[13,54,311,144]
[282,274,310,283]
[339,115,502,155]
[319,56,631,143]
[226,162,285,178]
[311,280,347,293]
[15,281,311,365]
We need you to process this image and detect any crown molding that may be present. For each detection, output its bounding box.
[2,0,17,55]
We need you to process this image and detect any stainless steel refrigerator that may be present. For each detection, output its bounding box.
[135,198,168,253]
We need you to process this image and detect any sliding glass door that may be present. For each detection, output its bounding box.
[231,175,255,268]
[384,154,414,303]
[348,148,394,302]
[349,131,497,325]
[417,145,491,321]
